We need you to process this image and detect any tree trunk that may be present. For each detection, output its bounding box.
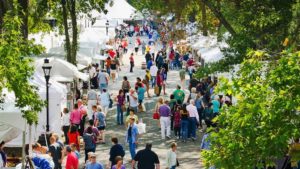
[216,0,222,41]
[203,0,237,37]
[0,0,12,33]
[69,0,77,65]
[61,0,72,63]
[18,0,29,39]
[200,0,208,36]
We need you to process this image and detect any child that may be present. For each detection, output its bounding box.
[173,106,181,139]
[70,143,80,159]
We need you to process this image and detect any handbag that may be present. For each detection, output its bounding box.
[121,105,126,112]
[152,111,160,119]
[154,85,160,95]
[176,159,179,166]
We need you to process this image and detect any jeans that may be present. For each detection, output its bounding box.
[181,119,189,140]
[99,83,107,92]
[128,142,136,159]
[171,166,176,169]
[130,62,134,72]
[160,117,171,139]
[151,76,156,88]
[116,105,124,124]
[188,117,197,138]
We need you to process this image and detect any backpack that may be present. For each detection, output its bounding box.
[123,81,130,90]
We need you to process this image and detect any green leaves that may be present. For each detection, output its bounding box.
[201,50,300,169]
[0,11,45,125]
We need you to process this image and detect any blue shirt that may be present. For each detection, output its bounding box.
[86,162,104,169]
[126,124,139,143]
[212,100,220,113]
[138,87,146,100]
[147,60,153,69]
[195,97,202,109]
[97,112,106,127]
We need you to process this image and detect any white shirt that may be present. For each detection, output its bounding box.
[61,113,70,126]
[186,104,199,122]
[89,66,96,78]
[166,150,177,168]
[128,93,138,107]
[150,65,158,76]
[88,90,98,100]
[99,92,110,106]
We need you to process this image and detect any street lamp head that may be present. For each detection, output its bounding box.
[42,58,52,79]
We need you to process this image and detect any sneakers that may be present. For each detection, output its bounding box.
[166,136,171,139]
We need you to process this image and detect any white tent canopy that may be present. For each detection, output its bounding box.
[48,47,93,66]
[34,57,89,82]
[100,0,136,20]
[0,73,67,147]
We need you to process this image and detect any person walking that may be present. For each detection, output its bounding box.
[173,85,185,103]
[83,126,97,163]
[61,108,70,144]
[134,39,139,55]
[109,138,125,168]
[129,53,134,73]
[98,89,110,116]
[137,83,146,112]
[144,69,151,97]
[98,70,109,92]
[78,99,88,136]
[166,142,178,169]
[156,70,163,96]
[48,136,63,169]
[186,99,200,141]
[112,156,126,169]
[68,125,80,151]
[173,106,181,139]
[128,88,138,113]
[150,64,158,88]
[64,145,79,169]
[85,152,104,169]
[70,104,81,129]
[132,143,160,169]
[110,59,118,83]
[115,89,125,125]
[87,90,98,119]
[96,106,106,144]
[180,104,189,142]
[126,117,139,161]
[159,100,171,139]
[121,76,131,96]
[179,68,186,90]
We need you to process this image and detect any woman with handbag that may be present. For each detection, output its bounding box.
[153,97,163,128]
[115,89,126,125]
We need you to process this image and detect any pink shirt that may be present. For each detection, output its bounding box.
[70,109,81,125]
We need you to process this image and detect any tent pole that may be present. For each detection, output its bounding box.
[21,122,27,169]
[28,125,32,157]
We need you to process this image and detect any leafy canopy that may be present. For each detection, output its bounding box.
[202,50,300,169]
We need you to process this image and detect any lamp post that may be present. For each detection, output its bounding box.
[42,58,52,132]
[106,20,109,36]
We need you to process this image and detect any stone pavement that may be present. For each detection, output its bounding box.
[75,36,205,169]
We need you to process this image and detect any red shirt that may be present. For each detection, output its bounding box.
[66,152,79,169]
[130,55,134,62]
[108,50,116,58]
[68,132,79,146]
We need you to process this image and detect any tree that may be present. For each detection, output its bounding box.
[201,50,300,168]
[51,0,108,65]
[0,5,45,125]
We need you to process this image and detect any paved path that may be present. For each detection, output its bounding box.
[76,36,205,169]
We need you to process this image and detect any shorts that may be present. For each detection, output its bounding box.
[97,126,106,130]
